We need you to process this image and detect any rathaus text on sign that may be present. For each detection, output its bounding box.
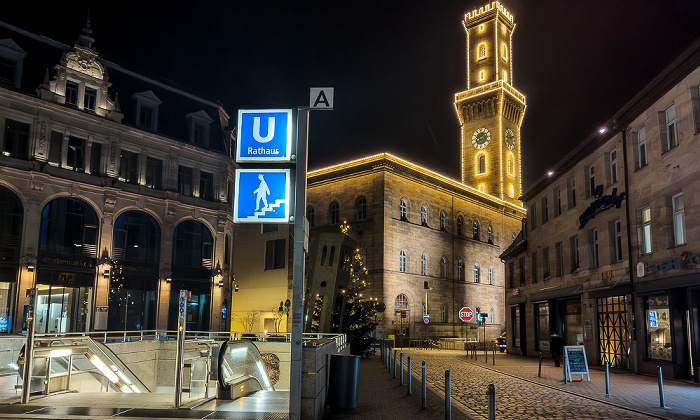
[236,109,292,162]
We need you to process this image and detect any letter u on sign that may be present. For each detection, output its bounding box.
[253,117,275,143]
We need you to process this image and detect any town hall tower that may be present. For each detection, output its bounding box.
[455,2,525,207]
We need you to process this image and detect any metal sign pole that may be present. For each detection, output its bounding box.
[289,107,309,420]
[175,289,187,407]
[21,288,36,404]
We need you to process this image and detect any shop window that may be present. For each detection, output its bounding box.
[645,295,671,361]
[512,306,521,348]
[535,303,550,351]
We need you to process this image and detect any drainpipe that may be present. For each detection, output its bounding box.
[620,127,637,372]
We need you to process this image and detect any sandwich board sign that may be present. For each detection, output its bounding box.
[236,109,293,162]
[233,169,290,223]
[564,345,590,382]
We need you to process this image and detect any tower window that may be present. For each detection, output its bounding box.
[476,152,486,175]
[478,24,485,32]
[503,71,508,83]
[507,152,515,176]
[479,185,485,193]
[510,185,515,198]
[502,44,508,61]
[477,43,487,60]
[479,70,486,82]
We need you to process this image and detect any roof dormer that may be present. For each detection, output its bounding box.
[0,38,28,89]
[186,110,213,147]
[132,90,162,132]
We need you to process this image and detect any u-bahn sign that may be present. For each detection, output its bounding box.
[236,109,293,162]
[233,169,291,223]
[459,306,474,322]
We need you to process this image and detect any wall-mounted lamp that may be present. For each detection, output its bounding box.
[166,277,172,283]
[27,264,35,272]
[103,269,110,278]
[234,284,239,292]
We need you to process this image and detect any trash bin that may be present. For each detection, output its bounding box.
[328,354,360,409]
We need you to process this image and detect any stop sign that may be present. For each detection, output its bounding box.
[459,307,474,322]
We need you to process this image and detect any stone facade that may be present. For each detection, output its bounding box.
[501,38,700,382]
[307,154,524,342]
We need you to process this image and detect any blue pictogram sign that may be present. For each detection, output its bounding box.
[234,169,291,223]
[236,109,293,162]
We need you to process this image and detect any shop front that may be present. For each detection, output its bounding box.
[636,282,700,382]
[34,265,94,334]
[167,274,211,332]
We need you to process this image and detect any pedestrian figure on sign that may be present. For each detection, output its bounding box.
[550,330,563,367]
[253,174,270,211]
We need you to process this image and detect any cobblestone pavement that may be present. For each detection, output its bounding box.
[392,348,700,420]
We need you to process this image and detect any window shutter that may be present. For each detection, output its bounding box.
[691,86,700,133]
[658,111,668,153]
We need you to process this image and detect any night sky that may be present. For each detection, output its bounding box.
[4,1,700,188]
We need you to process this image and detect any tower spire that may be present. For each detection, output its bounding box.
[76,16,96,51]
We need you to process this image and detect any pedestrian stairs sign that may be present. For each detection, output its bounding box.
[234,169,290,223]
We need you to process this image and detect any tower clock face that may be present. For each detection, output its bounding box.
[505,129,515,149]
[471,128,491,149]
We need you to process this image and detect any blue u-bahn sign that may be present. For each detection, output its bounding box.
[233,169,290,223]
[236,109,293,162]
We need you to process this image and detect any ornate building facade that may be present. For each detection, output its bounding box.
[0,20,236,334]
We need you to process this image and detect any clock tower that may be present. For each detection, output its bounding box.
[455,1,525,207]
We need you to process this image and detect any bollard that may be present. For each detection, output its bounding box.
[475,344,478,362]
[657,366,666,408]
[445,370,452,420]
[492,346,495,365]
[400,353,404,385]
[407,357,413,395]
[393,350,397,378]
[421,361,427,409]
[538,352,542,378]
[605,360,610,397]
[485,343,488,364]
[487,383,496,420]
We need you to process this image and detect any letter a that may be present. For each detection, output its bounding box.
[253,117,275,143]
[313,90,330,108]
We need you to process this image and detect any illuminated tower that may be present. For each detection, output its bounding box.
[455,1,525,206]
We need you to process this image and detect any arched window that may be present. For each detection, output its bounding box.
[329,246,336,266]
[321,245,327,266]
[306,206,315,227]
[488,267,493,285]
[479,70,486,82]
[400,199,407,220]
[440,211,447,230]
[395,294,409,309]
[479,185,485,193]
[173,220,213,269]
[421,205,428,226]
[113,211,160,263]
[478,43,486,59]
[440,258,447,278]
[473,220,479,240]
[330,201,339,225]
[441,305,447,323]
[503,70,508,83]
[356,196,367,220]
[399,250,406,273]
[0,187,22,333]
[458,260,463,280]
[489,308,494,324]
[457,216,464,236]
[40,198,99,257]
[474,264,480,283]
[421,254,427,276]
[509,185,515,198]
[487,226,493,243]
[477,152,486,175]
[502,43,508,61]
[508,152,515,176]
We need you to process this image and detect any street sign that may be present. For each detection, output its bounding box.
[236,109,293,162]
[424,317,430,324]
[233,169,291,223]
[459,306,474,322]
[178,290,187,330]
[310,87,334,110]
